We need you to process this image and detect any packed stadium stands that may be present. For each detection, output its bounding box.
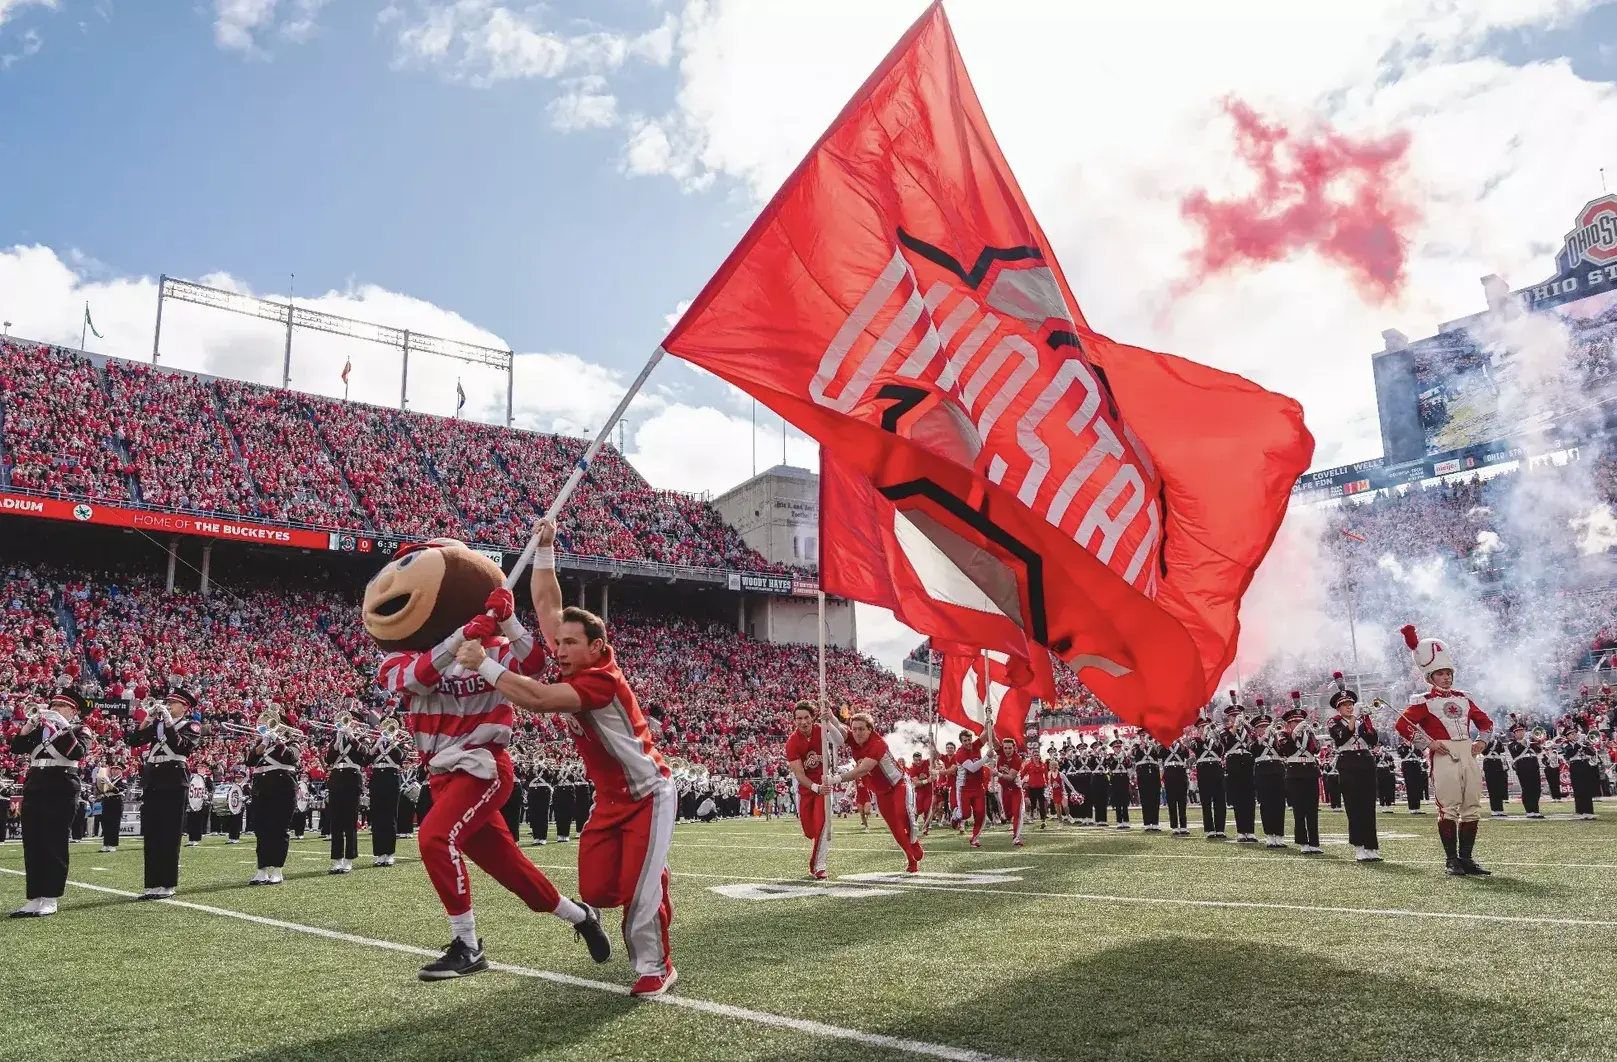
[0,561,923,785]
[0,338,799,573]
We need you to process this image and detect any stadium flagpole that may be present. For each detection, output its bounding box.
[504,347,665,589]
[818,588,833,853]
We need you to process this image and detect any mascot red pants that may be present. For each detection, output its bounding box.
[420,753,561,917]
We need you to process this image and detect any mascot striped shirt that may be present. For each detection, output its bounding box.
[379,618,548,780]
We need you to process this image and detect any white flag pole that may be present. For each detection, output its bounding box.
[504,347,666,589]
[818,588,834,848]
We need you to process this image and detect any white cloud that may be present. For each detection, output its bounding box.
[547,75,618,131]
[623,0,1617,471]
[0,0,55,31]
[389,1,677,88]
[213,0,328,54]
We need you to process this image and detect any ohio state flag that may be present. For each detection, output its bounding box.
[659,2,1312,738]
[936,647,1037,748]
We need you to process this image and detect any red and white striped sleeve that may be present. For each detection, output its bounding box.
[377,629,465,696]
[490,618,548,676]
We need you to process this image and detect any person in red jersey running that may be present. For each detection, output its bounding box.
[954,730,989,847]
[455,520,678,998]
[784,700,840,879]
[995,737,1027,845]
[822,712,924,872]
[907,751,935,832]
[1019,751,1050,832]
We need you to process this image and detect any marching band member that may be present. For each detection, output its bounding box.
[368,719,406,867]
[184,771,210,846]
[1506,723,1545,819]
[502,758,527,836]
[1220,697,1258,843]
[246,713,299,886]
[1375,741,1399,810]
[1250,709,1288,847]
[1275,694,1322,854]
[94,755,127,853]
[1192,718,1227,840]
[9,691,92,917]
[453,522,674,996]
[553,762,577,842]
[1399,737,1428,813]
[1162,730,1191,835]
[1132,736,1164,832]
[128,688,202,899]
[1542,738,1565,802]
[1481,732,1511,818]
[323,714,372,874]
[1565,730,1600,819]
[525,761,551,845]
[1105,738,1131,829]
[293,774,310,840]
[1326,676,1381,862]
[1393,625,1494,877]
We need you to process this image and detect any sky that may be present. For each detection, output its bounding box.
[2,0,1616,670]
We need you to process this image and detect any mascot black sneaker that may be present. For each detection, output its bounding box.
[575,903,612,963]
[418,938,489,981]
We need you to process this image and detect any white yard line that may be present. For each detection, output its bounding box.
[0,867,1023,1062]
[667,840,1617,871]
[831,878,1617,928]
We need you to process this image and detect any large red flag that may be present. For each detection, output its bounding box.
[660,3,1312,739]
[936,647,1037,748]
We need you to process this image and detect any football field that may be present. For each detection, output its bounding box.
[4,805,1615,1062]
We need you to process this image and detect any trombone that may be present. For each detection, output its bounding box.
[308,712,381,739]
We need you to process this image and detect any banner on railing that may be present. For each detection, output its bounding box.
[0,492,331,549]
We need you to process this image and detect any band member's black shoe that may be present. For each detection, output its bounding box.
[418,938,489,981]
[1444,858,1466,876]
[1459,859,1491,876]
[575,903,612,963]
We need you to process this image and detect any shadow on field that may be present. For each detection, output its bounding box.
[761,936,1567,1062]
[220,982,629,1062]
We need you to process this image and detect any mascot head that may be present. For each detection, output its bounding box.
[362,539,504,652]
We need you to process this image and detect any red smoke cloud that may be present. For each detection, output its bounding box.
[1177,98,1419,303]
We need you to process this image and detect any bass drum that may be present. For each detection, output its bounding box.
[187,775,208,813]
[211,783,244,817]
[402,780,423,805]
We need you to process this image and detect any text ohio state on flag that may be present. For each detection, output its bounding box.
[660,3,1312,738]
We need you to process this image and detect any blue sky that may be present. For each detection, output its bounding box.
[2,0,748,371]
[3,0,1615,668]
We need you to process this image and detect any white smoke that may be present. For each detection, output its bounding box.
[884,718,941,763]
[1235,289,1616,720]
[1571,505,1617,555]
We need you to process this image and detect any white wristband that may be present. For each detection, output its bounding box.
[477,658,509,686]
[534,545,556,571]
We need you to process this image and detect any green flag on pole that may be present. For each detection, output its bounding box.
[83,303,103,340]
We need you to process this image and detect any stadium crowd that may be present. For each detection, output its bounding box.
[0,339,801,574]
[0,563,920,791]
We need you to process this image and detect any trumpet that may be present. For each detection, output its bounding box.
[24,707,70,733]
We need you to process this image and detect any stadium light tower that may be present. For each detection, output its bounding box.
[151,274,517,424]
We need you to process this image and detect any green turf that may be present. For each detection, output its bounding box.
[2,803,1614,1062]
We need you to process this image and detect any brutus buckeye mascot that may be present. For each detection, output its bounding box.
[363,538,610,980]
[1393,625,1496,877]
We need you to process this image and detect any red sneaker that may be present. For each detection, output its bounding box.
[811,870,827,880]
[905,858,919,873]
[1013,839,1025,847]
[630,968,679,998]
[970,838,981,848]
